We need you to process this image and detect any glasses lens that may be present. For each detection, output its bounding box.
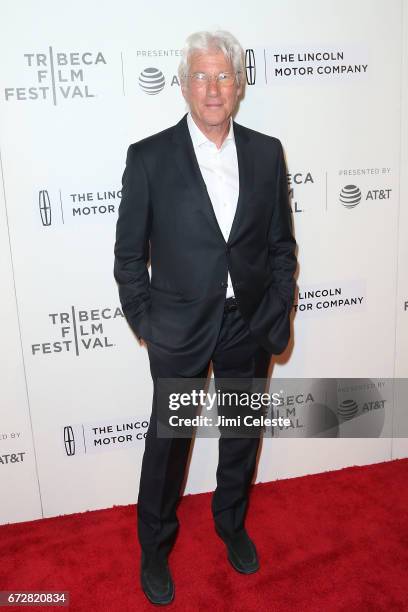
[190,72,235,86]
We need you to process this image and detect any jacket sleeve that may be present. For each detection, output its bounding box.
[114,144,152,338]
[268,140,297,306]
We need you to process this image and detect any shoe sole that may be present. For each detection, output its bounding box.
[142,586,174,606]
[227,553,259,574]
[141,574,175,606]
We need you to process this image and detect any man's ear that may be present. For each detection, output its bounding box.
[180,81,188,101]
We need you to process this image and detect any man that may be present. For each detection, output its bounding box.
[114,30,297,605]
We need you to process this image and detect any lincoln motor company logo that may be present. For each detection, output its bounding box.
[4,47,107,104]
[37,187,121,226]
[63,418,149,456]
[245,49,256,85]
[64,426,75,456]
[246,47,369,84]
[39,190,52,226]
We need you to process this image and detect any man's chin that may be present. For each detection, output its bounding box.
[202,113,229,127]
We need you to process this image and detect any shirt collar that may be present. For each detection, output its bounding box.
[187,112,235,149]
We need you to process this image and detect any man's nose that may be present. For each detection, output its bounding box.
[206,77,221,96]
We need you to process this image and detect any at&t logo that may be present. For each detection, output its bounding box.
[139,67,165,95]
[339,184,392,208]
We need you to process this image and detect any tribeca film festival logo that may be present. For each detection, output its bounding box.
[38,188,121,226]
[288,171,315,214]
[4,48,107,104]
[63,418,149,456]
[31,306,123,356]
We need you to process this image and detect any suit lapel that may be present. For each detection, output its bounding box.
[171,114,253,245]
[172,115,226,243]
[228,120,253,244]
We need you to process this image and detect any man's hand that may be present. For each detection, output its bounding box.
[138,337,147,347]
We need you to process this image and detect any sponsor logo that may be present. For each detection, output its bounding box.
[64,426,75,456]
[338,399,359,420]
[139,67,165,95]
[63,418,149,455]
[293,281,366,316]
[339,184,392,208]
[245,49,256,85]
[39,190,52,226]
[0,452,26,465]
[337,398,386,421]
[340,184,361,208]
[270,379,388,438]
[255,46,369,85]
[69,189,121,216]
[334,380,387,437]
[37,188,121,227]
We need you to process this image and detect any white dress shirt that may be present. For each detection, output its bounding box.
[187,112,239,299]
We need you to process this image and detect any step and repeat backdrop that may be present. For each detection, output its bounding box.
[1,0,407,524]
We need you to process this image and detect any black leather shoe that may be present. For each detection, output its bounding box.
[140,553,174,605]
[216,528,260,574]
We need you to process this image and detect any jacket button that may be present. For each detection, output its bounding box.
[220,281,227,288]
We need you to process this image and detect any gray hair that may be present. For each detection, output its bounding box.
[178,30,245,86]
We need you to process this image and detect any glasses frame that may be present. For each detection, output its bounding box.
[187,71,241,87]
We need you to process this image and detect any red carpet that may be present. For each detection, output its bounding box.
[1,458,408,611]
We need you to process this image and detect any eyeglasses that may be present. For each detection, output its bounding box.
[187,71,240,87]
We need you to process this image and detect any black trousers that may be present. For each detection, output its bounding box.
[137,304,271,559]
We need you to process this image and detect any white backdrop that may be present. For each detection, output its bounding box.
[0,0,407,525]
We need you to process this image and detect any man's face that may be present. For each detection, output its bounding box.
[181,50,242,133]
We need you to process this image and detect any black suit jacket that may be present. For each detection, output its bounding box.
[114,114,297,373]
